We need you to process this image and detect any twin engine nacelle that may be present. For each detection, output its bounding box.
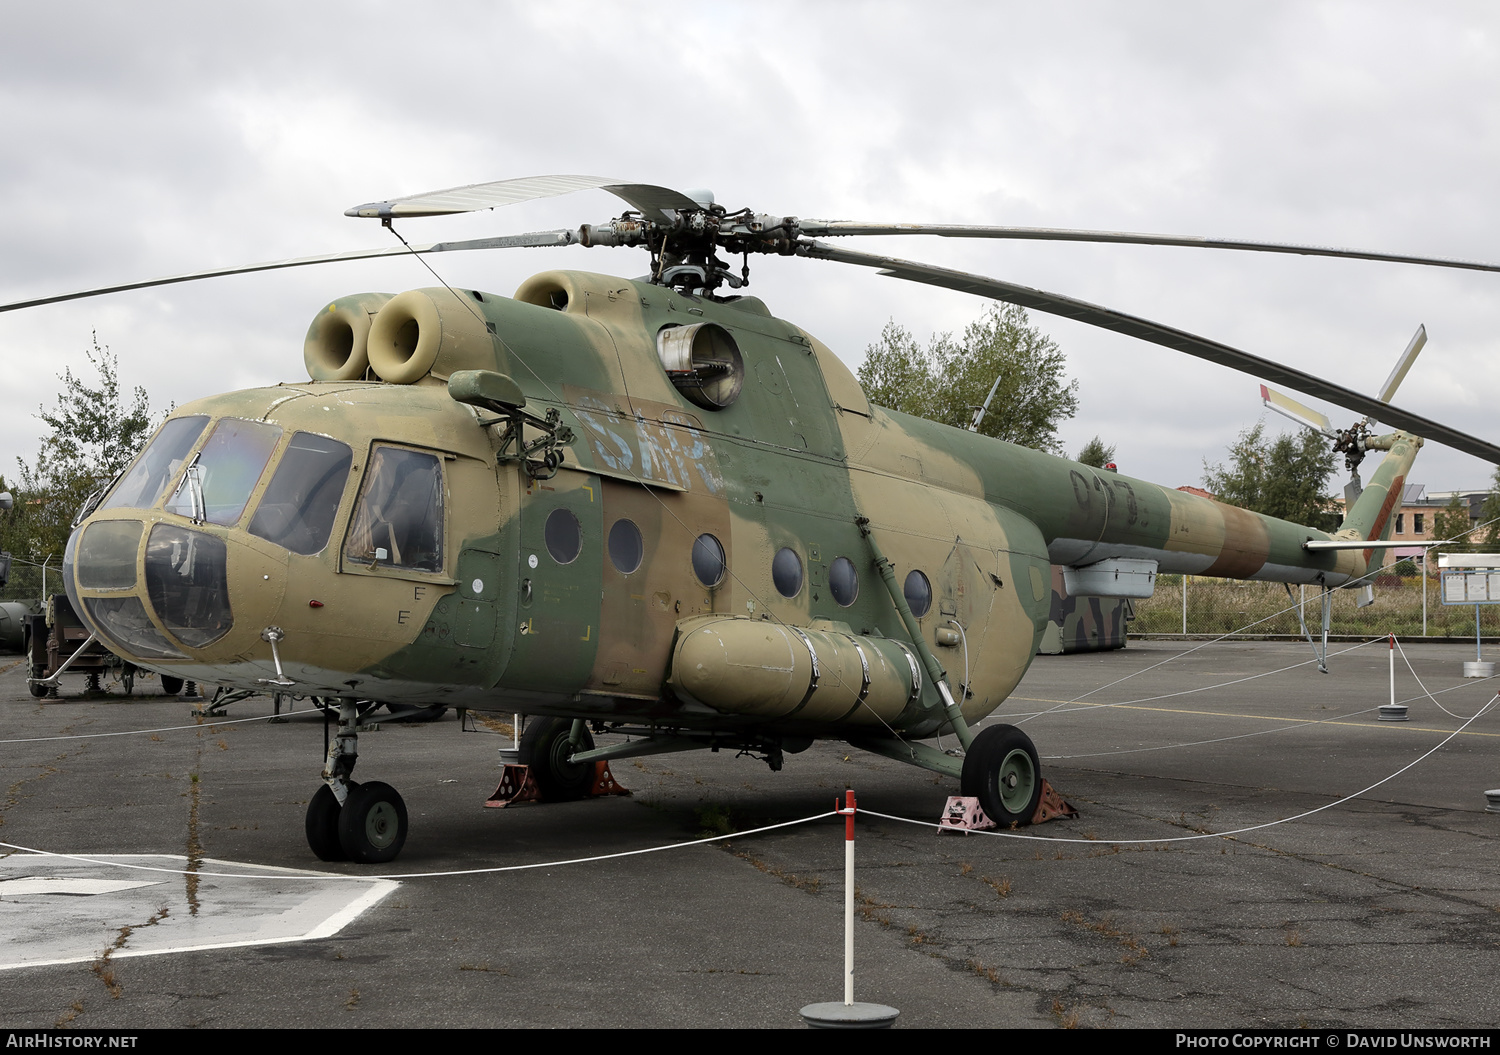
[303,277,750,412]
[303,289,496,385]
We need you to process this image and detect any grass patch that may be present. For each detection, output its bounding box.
[695,803,737,837]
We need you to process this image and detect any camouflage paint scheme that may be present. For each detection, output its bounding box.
[66,270,1419,748]
[1039,566,1131,654]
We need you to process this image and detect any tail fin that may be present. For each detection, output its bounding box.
[1336,432,1423,558]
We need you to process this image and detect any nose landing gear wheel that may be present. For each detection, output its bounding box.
[960,724,1043,826]
[337,781,408,863]
[306,783,353,862]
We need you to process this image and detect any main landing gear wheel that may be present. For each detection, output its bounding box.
[338,781,408,863]
[306,783,352,862]
[520,716,596,801]
[961,724,1043,826]
[160,675,184,696]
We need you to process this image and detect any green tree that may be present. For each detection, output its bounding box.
[1431,496,1475,560]
[1477,466,1500,547]
[857,320,934,418]
[1076,436,1116,468]
[1202,421,1339,530]
[1,337,152,586]
[857,304,1079,453]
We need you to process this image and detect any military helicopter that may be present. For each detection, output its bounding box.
[10,175,1500,865]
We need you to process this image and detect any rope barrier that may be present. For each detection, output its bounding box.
[0,810,836,883]
[871,692,1497,844]
[1393,636,1495,720]
[0,710,286,744]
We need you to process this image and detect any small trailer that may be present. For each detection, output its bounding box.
[24,593,183,698]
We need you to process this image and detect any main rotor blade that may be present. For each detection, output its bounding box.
[801,241,1500,465]
[346,174,703,225]
[799,222,1500,276]
[0,230,580,314]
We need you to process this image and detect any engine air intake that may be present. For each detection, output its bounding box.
[656,323,744,410]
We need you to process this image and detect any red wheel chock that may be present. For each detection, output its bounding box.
[484,764,541,808]
[937,778,1078,833]
[938,796,993,832]
[1033,778,1078,823]
[484,761,630,808]
[587,761,631,798]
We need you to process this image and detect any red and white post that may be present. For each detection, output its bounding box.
[1380,633,1409,721]
[799,789,900,1028]
[841,789,856,1005]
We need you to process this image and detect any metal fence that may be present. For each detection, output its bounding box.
[0,556,54,607]
[1133,572,1500,639]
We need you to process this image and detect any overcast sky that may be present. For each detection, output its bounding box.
[3,1,1498,498]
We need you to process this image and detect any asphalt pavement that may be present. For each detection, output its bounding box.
[1,637,1497,1029]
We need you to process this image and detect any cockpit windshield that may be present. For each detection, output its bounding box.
[100,416,209,512]
[164,419,282,526]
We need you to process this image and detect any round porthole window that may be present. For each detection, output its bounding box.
[829,556,859,607]
[608,518,643,574]
[544,508,582,564]
[904,569,932,617]
[692,533,726,587]
[772,547,803,598]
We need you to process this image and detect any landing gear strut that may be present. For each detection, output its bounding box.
[304,699,409,863]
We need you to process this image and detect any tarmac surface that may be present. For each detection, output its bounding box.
[1,637,1498,1029]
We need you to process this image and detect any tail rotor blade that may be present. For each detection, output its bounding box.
[1376,324,1428,405]
[1260,385,1336,437]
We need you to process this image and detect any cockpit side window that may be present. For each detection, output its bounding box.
[100,415,209,512]
[343,446,445,573]
[248,433,354,555]
[164,418,283,526]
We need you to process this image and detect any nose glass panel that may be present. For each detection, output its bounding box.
[164,419,282,526]
[145,524,234,648]
[75,520,144,590]
[84,595,187,660]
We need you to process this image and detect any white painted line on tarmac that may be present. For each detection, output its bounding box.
[0,854,398,970]
[0,876,162,896]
